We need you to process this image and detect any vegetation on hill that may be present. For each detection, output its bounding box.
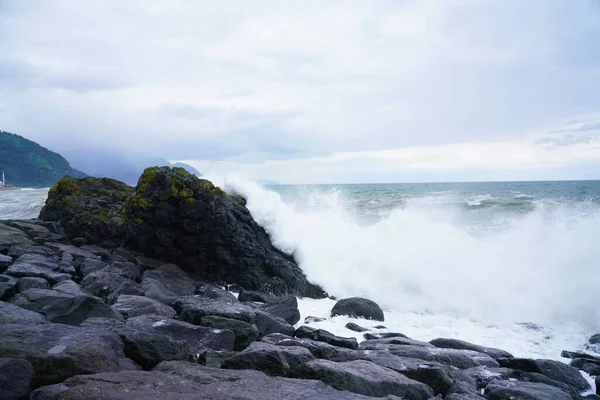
[0,130,86,187]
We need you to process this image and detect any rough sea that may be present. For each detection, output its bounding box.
[4,180,600,390]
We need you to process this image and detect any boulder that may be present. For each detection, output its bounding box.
[429,338,513,359]
[292,359,434,399]
[80,317,191,370]
[239,289,277,303]
[52,280,90,297]
[126,314,235,353]
[39,176,134,247]
[7,245,55,259]
[365,344,499,369]
[0,276,16,301]
[196,283,238,303]
[75,258,108,277]
[16,277,50,292]
[360,337,434,348]
[0,254,12,269]
[331,297,385,321]
[346,322,369,332]
[222,341,315,377]
[154,361,406,400]
[0,223,34,247]
[123,167,325,297]
[0,300,46,323]
[304,316,326,324]
[44,243,99,260]
[141,264,196,304]
[111,247,138,263]
[113,295,176,319]
[484,380,572,400]
[11,288,123,326]
[79,269,132,300]
[106,281,145,305]
[260,295,300,325]
[497,358,590,392]
[364,332,409,340]
[0,320,137,386]
[0,358,36,400]
[5,254,71,284]
[295,326,359,350]
[200,316,260,350]
[266,335,364,362]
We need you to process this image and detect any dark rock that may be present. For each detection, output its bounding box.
[346,322,369,332]
[429,338,513,359]
[497,358,590,391]
[173,296,294,337]
[0,223,34,247]
[142,264,196,304]
[71,237,88,247]
[589,334,600,344]
[79,269,132,300]
[5,254,71,284]
[0,357,35,400]
[0,254,12,269]
[200,316,260,350]
[113,295,176,319]
[562,350,600,362]
[81,317,190,370]
[239,289,276,303]
[7,245,54,259]
[195,283,237,302]
[126,314,235,353]
[268,335,364,362]
[292,359,434,399]
[361,337,434,348]
[39,176,134,247]
[106,281,145,305]
[0,277,16,301]
[295,326,359,350]
[16,277,50,292]
[11,288,123,326]
[203,350,240,368]
[111,247,138,263]
[51,280,90,297]
[44,243,99,260]
[154,360,407,399]
[0,319,137,386]
[75,257,108,277]
[304,316,326,324]
[108,261,141,281]
[331,297,385,321]
[0,300,46,323]
[261,294,300,325]
[366,344,499,369]
[484,380,573,400]
[374,325,387,329]
[79,244,112,260]
[222,341,315,377]
[364,331,409,340]
[123,167,325,297]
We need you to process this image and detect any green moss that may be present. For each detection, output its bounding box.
[49,177,80,197]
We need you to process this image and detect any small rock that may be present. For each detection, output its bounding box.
[304,316,326,324]
[364,332,409,340]
[346,322,369,332]
[295,326,359,350]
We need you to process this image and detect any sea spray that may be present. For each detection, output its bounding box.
[226,178,600,329]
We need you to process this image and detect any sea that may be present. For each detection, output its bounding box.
[3,180,600,389]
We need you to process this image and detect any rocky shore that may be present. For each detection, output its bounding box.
[0,166,599,399]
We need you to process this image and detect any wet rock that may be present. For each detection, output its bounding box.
[196,283,238,302]
[11,288,123,326]
[52,280,90,297]
[331,297,385,321]
[295,326,359,350]
[111,247,138,263]
[79,245,112,260]
[106,281,145,305]
[561,350,600,362]
[154,361,406,400]
[429,338,513,359]
[126,314,235,353]
[366,344,499,369]
[484,380,572,400]
[497,358,590,392]
[5,254,71,284]
[0,254,12,269]
[0,357,36,400]
[0,276,17,301]
[361,337,434,348]
[238,289,276,303]
[0,223,34,247]
[16,277,50,292]
[304,316,326,324]
[75,258,108,277]
[200,316,260,350]
[7,245,54,259]
[266,335,364,362]
[142,264,196,304]
[113,295,176,319]
[0,319,137,386]
[260,295,300,325]
[346,322,369,332]
[292,359,434,399]
[222,341,315,377]
[80,269,132,300]
[81,317,190,370]
[364,332,409,340]
[45,243,99,260]
[71,237,88,247]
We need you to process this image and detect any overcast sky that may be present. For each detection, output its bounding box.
[1,0,600,183]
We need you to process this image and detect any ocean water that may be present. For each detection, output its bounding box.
[3,180,600,385]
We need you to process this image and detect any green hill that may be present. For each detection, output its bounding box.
[0,130,86,187]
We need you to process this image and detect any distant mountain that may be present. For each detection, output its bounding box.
[0,131,86,187]
[62,149,202,186]
[172,162,202,177]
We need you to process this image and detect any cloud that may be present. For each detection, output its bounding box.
[1,0,600,181]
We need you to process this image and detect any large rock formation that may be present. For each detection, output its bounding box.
[40,166,324,297]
